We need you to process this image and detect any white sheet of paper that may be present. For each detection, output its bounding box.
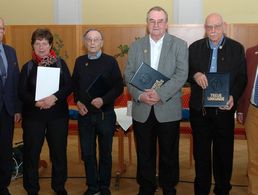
[114,107,132,131]
[35,66,60,101]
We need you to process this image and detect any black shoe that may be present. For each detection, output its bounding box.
[56,189,68,195]
[101,188,111,195]
[83,190,100,195]
[0,187,11,195]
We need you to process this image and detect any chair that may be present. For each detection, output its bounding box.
[180,87,193,168]
[113,87,133,189]
[67,93,81,162]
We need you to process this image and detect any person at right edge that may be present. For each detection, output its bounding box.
[188,13,247,195]
[237,44,258,195]
[124,6,188,195]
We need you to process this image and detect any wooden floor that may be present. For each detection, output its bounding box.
[9,128,248,195]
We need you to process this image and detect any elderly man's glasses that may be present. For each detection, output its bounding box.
[85,38,102,43]
[205,23,223,31]
[148,19,166,26]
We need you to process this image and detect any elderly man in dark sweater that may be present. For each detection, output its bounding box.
[72,29,124,195]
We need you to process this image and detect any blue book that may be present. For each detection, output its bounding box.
[203,73,230,107]
[86,74,110,99]
[129,62,170,91]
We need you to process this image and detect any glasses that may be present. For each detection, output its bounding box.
[85,38,102,43]
[205,23,223,31]
[33,42,50,48]
[148,19,166,26]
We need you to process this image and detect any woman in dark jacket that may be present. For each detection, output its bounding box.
[18,28,72,195]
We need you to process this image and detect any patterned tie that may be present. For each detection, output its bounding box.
[0,50,7,85]
[254,73,258,105]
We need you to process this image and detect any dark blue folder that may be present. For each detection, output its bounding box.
[86,74,110,99]
[129,62,170,91]
[203,73,230,107]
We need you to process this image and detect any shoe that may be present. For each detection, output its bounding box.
[101,188,111,195]
[56,189,68,195]
[0,188,11,195]
[83,190,100,195]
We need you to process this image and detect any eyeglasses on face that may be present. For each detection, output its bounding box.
[85,37,102,43]
[148,19,166,26]
[205,23,223,31]
[33,42,50,48]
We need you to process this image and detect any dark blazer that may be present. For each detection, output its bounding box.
[0,44,21,116]
[238,45,258,124]
[188,37,247,111]
[18,58,72,120]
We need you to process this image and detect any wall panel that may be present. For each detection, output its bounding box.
[4,24,258,74]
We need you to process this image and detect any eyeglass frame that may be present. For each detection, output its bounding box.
[85,37,103,43]
[205,23,224,31]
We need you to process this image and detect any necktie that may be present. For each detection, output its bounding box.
[254,73,258,105]
[0,50,7,85]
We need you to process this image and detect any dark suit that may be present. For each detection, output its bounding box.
[0,44,21,194]
[188,37,247,195]
[237,45,258,194]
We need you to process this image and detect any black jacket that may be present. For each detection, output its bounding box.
[188,37,247,111]
[72,53,124,113]
[18,58,72,120]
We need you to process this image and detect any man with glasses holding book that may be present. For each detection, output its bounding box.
[72,29,123,195]
[124,6,188,195]
[188,13,247,195]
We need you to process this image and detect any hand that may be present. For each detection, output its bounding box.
[77,101,88,116]
[194,72,208,89]
[237,112,244,124]
[91,97,103,109]
[42,95,57,109]
[219,95,234,110]
[14,113,22,123]
[35,95,57,109]
[139,89,160,106]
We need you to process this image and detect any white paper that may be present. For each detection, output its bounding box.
[114,107,132,131]
[35,66,60,101]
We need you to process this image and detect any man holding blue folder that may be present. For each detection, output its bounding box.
[124,6,188,195]
[188,13,247,195]
[72,29,123,195]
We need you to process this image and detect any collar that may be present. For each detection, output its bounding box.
[88,50,102,60]
[209,35,224,49]
[0,43,4,52]
[149,34,165,45]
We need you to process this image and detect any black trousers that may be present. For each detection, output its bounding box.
[133,107,179,195]
[190,108,234,195]
[0,106,14,194]
[22,117,68,194]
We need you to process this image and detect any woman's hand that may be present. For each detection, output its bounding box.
[77,101,88,116]
[35,95,57,109]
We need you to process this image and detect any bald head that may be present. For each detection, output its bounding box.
[204,13,225,45]
[205,13,224,26]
